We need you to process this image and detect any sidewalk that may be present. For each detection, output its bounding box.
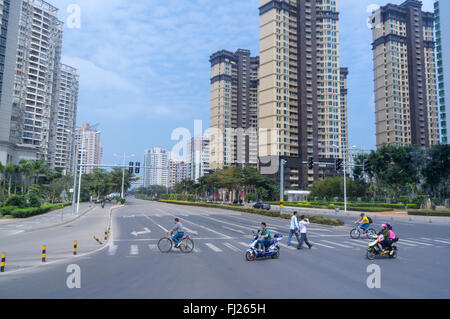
[0,202,94,238]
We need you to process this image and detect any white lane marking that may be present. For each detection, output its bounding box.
[433,239,450,245]
[308,228,332,232]
[130,245,139,255]
[420,237,433,241]
[223,242,240,252]
[345,241,369,247]
[401,239,433,246]
[313,242,334,249]
[278,242,296,250]
[193,247,201,253]
[177,217,232,239]
[107,244,118,256]
[148,244,158,251]
[238,241,249,247]
[398,241,418,247]
[205,243,223,252]
[221,226,246,234]
[183,226,198,235]
[320,240,353,248]
[144,216,169,232]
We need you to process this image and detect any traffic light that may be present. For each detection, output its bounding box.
[335,158,343,172]
[308,157,314,170]
[363,159,369,172]
[135,162,140,174]
[128,161,134,174]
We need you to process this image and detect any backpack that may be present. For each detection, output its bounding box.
[367,216,373,223]
[389,229,396,240]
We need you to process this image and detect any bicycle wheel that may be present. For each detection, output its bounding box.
[158,237,172,253]
[366,228,376,238]
[179,238,194,253]
[350,228,360,239]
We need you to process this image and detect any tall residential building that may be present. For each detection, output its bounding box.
[187,137,210,182]
[169,160,187,188]
[258,0,348,189]
[209,49,259,170]
[434,0,450,144]
[371,0,439,148]
[75,123,102,174]
[143,147,170,188]
[0,0,61,164]
[12,0,63,161]
[50,64,79,173]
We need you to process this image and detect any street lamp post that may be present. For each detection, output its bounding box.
[114,153,134,198]
[330,144,347,213]
[65,128,77,215]
[280,159,287,214]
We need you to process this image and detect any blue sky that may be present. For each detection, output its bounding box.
[50,0,434,166]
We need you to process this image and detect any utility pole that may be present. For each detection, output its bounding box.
[115,153,134,198]
[76,133,85,214]
[343,146,347,213]
[280,159,287,214]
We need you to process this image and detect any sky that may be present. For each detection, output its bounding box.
[49,0,435,166]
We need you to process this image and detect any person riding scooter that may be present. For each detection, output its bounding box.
[377,224,392,252]
[257,222,271,252]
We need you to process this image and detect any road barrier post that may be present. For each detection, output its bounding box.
[104,228,108,241]
[42,245,46,262]
[1,253,5,272]
[73,241,77,255]
[94,236,103,245]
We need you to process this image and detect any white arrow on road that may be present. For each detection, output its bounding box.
[131,227,151,236]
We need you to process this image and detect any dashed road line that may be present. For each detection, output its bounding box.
[223,242,240,252]
[320,240,353,248]
[205,243,223,252]
[129,245,139,255]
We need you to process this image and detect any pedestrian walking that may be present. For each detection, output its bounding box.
[287,211,301,246]
[297,215,313,250]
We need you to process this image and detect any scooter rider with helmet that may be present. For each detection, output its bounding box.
[377,224,392,252]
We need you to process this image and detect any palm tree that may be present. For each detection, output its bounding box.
[19,160,33,193]
[0,162,4,199]
[31,159,47,185]
[5,162,17,197]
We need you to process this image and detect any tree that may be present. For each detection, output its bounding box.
[5,162,17,197]
[423,144,450,202]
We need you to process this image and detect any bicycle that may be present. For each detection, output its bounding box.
[158,233,194,253]
[350,224,376,239]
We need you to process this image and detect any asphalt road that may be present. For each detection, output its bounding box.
[0,198,449,299]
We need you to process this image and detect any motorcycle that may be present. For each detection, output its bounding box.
[245,230,283,261]
[366,235,398,260]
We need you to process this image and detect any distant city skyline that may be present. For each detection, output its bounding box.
[47,0,435,166]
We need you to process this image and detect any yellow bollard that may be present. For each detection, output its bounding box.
[42,245,46,262]
[1,253,5,272]
[104,228,108,241]
[73,241,77,255]
[93,236,103,245]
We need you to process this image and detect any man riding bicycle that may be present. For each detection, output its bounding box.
[354,213,372,235]
[168,218,184,248]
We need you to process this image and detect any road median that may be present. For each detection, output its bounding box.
[157,199,344,226]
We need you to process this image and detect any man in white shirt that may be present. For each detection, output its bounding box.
[297,215,313,250]
[287,211,301,246]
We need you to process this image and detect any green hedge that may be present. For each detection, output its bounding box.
[407,210,450,217]
[0,202,71,218]
[157,199,344,226]
[267,200,417,211]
